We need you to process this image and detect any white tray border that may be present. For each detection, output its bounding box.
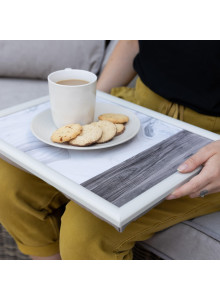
[0,91,219,231]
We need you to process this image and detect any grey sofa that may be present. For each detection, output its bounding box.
[0,40,219,260]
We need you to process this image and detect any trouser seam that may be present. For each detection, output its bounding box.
[112,199,212,254]
[212,116,218,132]
[48,214,60,241]
[113,216,177,254]
[39,191,64,211]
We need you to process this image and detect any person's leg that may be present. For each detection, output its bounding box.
[60,193,220,260]
[59,79,220,260]
[0,159,69,258]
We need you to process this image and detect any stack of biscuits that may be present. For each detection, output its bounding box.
[51,113,129,147]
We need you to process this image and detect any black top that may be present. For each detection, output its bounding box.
[133,41,220,116]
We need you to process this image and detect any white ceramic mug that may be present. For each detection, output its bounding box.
[48,69,97,128]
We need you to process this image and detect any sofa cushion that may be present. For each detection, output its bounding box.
[0,40,105,80]
[137,211,220,260]
[0,78,48,109]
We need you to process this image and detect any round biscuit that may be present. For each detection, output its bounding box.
[51,124,82,143]
[98,113,129,124]
[115,123,125,136]
[94,120,117,143]
[69,124,102,146]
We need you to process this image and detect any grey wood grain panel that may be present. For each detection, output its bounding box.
[82,131,212,207]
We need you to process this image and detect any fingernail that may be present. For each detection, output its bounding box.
[177,163,188,172]
[166,194,177,200]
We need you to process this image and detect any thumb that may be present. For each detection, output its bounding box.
[177,144,214,173]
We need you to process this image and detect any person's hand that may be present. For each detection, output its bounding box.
[166,140,220,200]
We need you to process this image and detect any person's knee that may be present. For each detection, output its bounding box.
[59,202,120,260]
[0,160,29,210]
[0,159,34,192]
[0,159,60,216]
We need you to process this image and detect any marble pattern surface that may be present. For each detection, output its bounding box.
[0,97,183,186]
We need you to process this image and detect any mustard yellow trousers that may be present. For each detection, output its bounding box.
[0,77,220,259]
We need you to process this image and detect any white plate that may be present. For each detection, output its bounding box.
[31,102,141,150]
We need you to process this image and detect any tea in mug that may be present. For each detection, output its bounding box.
[56,79,89,86]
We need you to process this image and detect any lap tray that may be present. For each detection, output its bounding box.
[0,91,217,231]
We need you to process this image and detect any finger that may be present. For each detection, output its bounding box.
[189,186,212,198]
[189,182,220,198]
[177,143,216,173]
[166,168,211,200]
